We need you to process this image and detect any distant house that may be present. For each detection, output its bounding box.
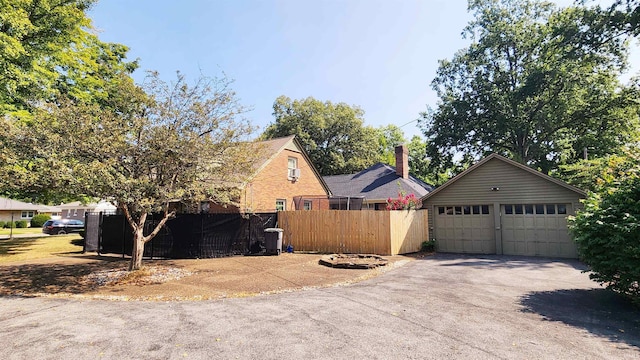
[323,145,433,210]
[57,200,117,221]
[0,197,61,225]
[190,135,331,213]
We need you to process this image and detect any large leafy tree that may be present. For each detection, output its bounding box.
[2,72,259,270]
[376,124,407,166]
[263,96,379,175]
[557,146,640,192]
[420,0,640,174]
[0,0,136,116]
[580,0,639,38]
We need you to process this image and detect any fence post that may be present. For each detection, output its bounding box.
[83,211,88,253]
[98,211,103,255]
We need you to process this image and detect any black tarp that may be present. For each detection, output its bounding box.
[95,213,277,258]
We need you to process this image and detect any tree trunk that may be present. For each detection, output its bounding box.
[129,226,145,271]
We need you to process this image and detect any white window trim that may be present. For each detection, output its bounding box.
[287,157,298,180]
[276,199,286,211]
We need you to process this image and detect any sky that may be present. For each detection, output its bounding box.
[88,0,638,140]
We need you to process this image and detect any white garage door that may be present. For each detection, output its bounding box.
[501,204,577,258]
[434,205,495,254]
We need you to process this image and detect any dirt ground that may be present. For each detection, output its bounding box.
[0,252,419,301]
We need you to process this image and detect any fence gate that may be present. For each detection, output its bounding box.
[83,212,102,252]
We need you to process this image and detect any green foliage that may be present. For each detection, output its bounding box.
[263,96,379,176]
[30,214,51,227]
[421,0,640,174]
[421,240,436,252]
[15,220,27,228]
[3,221,15,229]
[569,174,640,304]
[581,0,640,40]
[557,148,640,192]
[2,71,260,270]
[0,0,137,116]
[376,125,406,166]
[0,221,5,228]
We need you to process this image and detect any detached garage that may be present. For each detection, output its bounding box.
[421,154,586,258]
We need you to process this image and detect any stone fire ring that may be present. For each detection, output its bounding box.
[318,254,389,269]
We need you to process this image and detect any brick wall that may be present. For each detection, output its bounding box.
[241,149,328,212]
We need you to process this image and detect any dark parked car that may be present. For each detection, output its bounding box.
[42,219,85,235]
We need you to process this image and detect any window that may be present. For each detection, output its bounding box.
[557,204,567,214]
[546,204,556,214]
[275,199,286,211]
[303,200,312,210]
[514,205,523,214]
[535,204,545,214]
[504,205,513,215]
[440,205,490,215]
[525,204,534,214]
[287,157,298,179]
[21,211,34,219]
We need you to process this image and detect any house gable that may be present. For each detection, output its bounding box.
[422,154,586,205]
[238,136,330,212]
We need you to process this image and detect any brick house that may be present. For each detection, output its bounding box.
[202,135,331,213]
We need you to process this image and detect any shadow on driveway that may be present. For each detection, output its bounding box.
[414,253,588,271]
[521,288,640,349]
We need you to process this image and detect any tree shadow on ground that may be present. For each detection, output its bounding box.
[0,238,39,256]
[521,288,640,349]
[0,258,130,297]
[411,253,588,271]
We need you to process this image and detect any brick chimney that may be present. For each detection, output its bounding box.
[395,145,408,179]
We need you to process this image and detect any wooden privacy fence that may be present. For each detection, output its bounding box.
[278,210,429,255]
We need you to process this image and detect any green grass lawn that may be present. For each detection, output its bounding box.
[0,235,82,264]
[0,227,45,236]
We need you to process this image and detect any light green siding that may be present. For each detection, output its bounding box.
[426,158,582,205]
[424,156,585,258]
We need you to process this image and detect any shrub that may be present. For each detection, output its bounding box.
[386,192,421,210]
[4,221,15,228]
[421,239,435,252]
[30,214,51,227]
[15,220,28,228]
[569,175,640,305]
[0,221,5,228]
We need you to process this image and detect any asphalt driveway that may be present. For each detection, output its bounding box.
[0,254,638,359]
